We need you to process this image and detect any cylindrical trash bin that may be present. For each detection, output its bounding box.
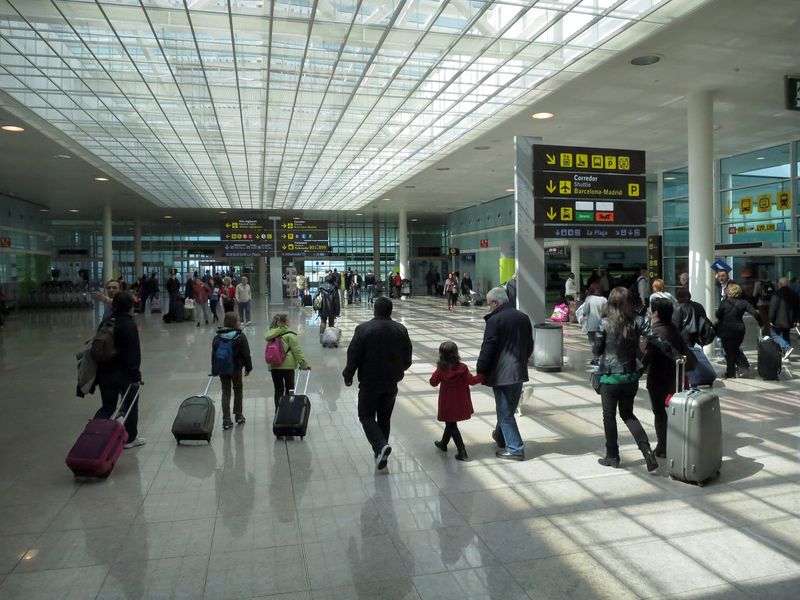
[533,323,563,372]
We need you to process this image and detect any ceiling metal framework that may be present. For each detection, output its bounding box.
[0,0,701,211]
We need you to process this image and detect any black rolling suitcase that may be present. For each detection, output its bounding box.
[757,336,782,380]
[273,370,311,439]
[302,291,312,307]
[172,377,215,443]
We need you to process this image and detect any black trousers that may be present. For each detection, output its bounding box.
[271,369,295,409]
[357,387,397,455]
[600,381,649,458]
[440,422,465,450]
[720,328,748,377]
[647,384,670,453]
[96,380,139,441]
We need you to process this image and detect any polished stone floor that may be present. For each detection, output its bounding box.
[0,295,798,600]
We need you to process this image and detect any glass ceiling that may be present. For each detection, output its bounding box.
[0,0,701,210]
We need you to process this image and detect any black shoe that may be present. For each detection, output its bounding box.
[434,441,447,452]
[598,456,620,468]
[654,446,666,458]
[376,444,392,470]
[644,448,659,472]
[235,414,246,424]
[495,450,524,461]
[455,448,470,462]
[491,429,506,449]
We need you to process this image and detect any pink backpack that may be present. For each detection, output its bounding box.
[264,335,288,365]
[550,303,570,322]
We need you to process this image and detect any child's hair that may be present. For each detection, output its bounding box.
[437,341,460,371]
[223,312,240,328]
[270,313,289,328]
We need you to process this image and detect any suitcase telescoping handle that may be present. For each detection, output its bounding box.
[290,368,311,396]
[675,356,686,394]
[203,375,214,397]
[114,382,143,424]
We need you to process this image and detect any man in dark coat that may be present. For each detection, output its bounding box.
[769,277,799,361]
[477,286,533,460]
[342,297,412,471]
[314,273,341,336]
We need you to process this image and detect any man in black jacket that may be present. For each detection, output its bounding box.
[477,287,533,461]
[672,288,710,347]
[769,277,799,361]
[342,298,413,470]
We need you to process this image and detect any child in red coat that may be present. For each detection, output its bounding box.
[430,341,484,461]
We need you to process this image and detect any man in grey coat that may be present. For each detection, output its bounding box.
[476,287,534,460]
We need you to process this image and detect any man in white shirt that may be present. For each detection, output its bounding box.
[565,273,577,301]
[235,276,252,325]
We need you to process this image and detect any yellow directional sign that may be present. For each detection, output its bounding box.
[591,155,603,169]
[628,183,640,197]
[618,156,630,170]
[739,197,752,215]
[559,180,572,194]
[546,180,557,193]
[604,156,616,170]
[777,190,792,210]
[546,207,557,220]
[546,153,556,165]
[724,206,734,216]
[576,154,588,168]
[758,193,772,212]
[560,153,572,168]
[560,207,573,221]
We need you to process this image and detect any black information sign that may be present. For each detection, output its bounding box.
[533,143,646,239]
[279,217,330,257]
[647,235,662,280]
[220,218,265,235]
[533,144,646,175]
[786,76,800,111]
[220,243,272,258]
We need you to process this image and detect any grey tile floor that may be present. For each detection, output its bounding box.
[0,295,798,599]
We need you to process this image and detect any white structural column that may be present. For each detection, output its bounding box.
[687,90,715,314]
[570,243,581,296]
[373,215,381,276]
[134,216,143,278]
[398,208,408,280]
[257,256,266,297]
[103,205,113,282]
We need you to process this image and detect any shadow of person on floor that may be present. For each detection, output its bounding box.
[219,426,254,535]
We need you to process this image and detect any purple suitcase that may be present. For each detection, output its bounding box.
[66,385,140,478]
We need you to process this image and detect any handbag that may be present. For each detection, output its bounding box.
[590,369,602,395]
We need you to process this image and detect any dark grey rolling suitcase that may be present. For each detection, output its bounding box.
[273,370,311,439]
[757,336,782,380]
[666,357,722,484]
[172,377,215,444]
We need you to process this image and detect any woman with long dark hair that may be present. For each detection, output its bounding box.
[592,287,658,471]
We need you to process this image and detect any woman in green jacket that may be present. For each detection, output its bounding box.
[265,313,310,409]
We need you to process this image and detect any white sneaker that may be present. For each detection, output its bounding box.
[124,437,146,449]
[783,347,794,361]
[375,444,392,470]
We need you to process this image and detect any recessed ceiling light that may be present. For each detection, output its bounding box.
[94,177,109,182]
[505,188,515,193]
[630,54,662,66]
[68,209,79,213]
[218,210,227,214]
[1,125,24,132]
[404,185,416,189]
[39,208,49,212]
[473,145,491,150]
[436,167,450,171]
[383,198,391,201]
[755,156,766,160]
[164,215,173,219]
[355,213,363,216]
[411,218,419,222]
[531,112,554,120]
[53,154,71,159]
[664,176,676,181]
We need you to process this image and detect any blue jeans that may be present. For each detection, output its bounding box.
[771,328,791,352]
[238,301,251,323]
[366,284,374,304]
[493,383,524,455]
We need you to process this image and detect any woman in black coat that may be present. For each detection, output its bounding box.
[716,282,762,378]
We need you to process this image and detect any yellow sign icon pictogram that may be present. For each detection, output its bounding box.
[618,156,630,170]
[560,207,573,221]
[739,197,752,215]
[559,180,572,195]
[591,155,603,169]
[560,153,573,168]
[777,190,792,210]
[576,154,588,168]
[604,156,616,170]
[628,183,640,197]
[757,193,772,212]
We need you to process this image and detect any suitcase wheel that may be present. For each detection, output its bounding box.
[206,434,212,443]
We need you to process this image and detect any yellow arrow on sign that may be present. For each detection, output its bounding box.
[546,180,556,193]
[547,207,557,220]
[546,153,556,164]
[724,206,733,216]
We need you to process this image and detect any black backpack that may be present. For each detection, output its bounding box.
[91,318,117,362]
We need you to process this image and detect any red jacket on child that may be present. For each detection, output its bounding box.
[430,362,483,422]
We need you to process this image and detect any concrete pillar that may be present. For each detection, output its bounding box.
[134,216,143,279]
[398,208,408,280]
[570,243,581,296]
[103,205,113,282]
[687,90,715,316]
[257,256,266,296]
[373,214,381,276]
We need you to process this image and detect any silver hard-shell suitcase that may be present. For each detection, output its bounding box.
[172,376,215,444]
[666,357,722,484]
